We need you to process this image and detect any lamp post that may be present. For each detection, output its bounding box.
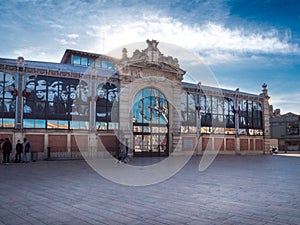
[195,82,202,154]
[195,103,201,154]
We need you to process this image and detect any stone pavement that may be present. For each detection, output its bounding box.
[0,155,300,225]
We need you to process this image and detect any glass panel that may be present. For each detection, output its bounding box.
[81,57,88,66]
[58,120,68,129]
[189,126,196,133]
[81,121,89,129]
[23,119,34,128]
[72,81,89,116]
[102,61,108,69]
[212,97,218,114]
[181,91,187,122]
[47,120,59,129]
[187,93,196,125]
[143,126,150,133]
[108,122,118,130]
[133,87,169,155]
[35,120,46,128]
[96,82,119,127]
[96,122,107,130]
[107,62,115,70]
[73,55,81,65]
[151,134,159,153]
[70,121,80,129]
[181,126,189,133]
[3,118,14,128]
[95,60,101,67]
[88,58,95,67]
[134,135,142,152]
[225,128,236,135]
[238,129,247,135]
[206,96,212,113]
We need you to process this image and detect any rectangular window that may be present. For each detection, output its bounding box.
[107,62,115,70]
[96,122,107,130]
[81,57,88,66]
[108,122,118,130]
[3,118,14,128]
[95,60,101,67]
[70,121,89,129]
[88,58,95,67]
[73,56,81,65]
[287,122,299,135]
[102,61,108,69]
[47,120,68,129]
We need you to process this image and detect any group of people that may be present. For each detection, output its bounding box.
[1,138,31,164]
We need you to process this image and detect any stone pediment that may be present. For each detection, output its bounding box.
[119,40,185,78]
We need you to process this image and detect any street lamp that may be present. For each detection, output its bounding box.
[195,103,202,155]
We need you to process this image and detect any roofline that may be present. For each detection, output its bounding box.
[60,49,120,64]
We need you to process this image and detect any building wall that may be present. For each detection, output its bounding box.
[182,134,264,154]
[270,113,300,151]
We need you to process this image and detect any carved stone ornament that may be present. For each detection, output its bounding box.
[117,40,186,83]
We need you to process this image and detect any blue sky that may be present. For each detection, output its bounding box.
[0,0,300,114]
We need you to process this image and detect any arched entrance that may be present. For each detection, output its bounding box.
[132,88,169,156]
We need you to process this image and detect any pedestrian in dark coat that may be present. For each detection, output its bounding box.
[2,138,12,164]
[15,140,23,163]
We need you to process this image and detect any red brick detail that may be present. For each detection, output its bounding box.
[226,139,235,151]
[98,135,118,154]
[250,139,254,151]
[214,138,224,151]
[25,134,44,152]
[256,139,263,150]
[240,139,248,151]
[202,138,212,151]
[48,135,67,152]
[71,135,88,152]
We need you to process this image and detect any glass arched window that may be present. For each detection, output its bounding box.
[133,88,168,125]
[132,88,169,156]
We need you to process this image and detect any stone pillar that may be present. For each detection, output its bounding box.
[261,83,271,154]
[234,88,240,154]
[88,133,98,157]
[89,74,97,132]
[16,58,25,130]
[118,75,133,155]
[235,137,240,154]
[170,82,182,154]
[67,134,71,154]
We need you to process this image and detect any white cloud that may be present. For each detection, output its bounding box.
[55,38,76,46]
[88,16,299,65]
[50,24,64,29]
[269,93,300,115]
[67,34,79,39]
[13,48,34,58]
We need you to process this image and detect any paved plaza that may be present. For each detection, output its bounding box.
[0,154,300,225]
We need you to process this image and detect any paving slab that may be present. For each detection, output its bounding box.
[0,155,300,225]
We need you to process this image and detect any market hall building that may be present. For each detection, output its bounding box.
[0,40,271,160]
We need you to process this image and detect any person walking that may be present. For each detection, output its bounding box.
[23,138,30,163]
[2,138,12,164]
[15,140,23,163]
